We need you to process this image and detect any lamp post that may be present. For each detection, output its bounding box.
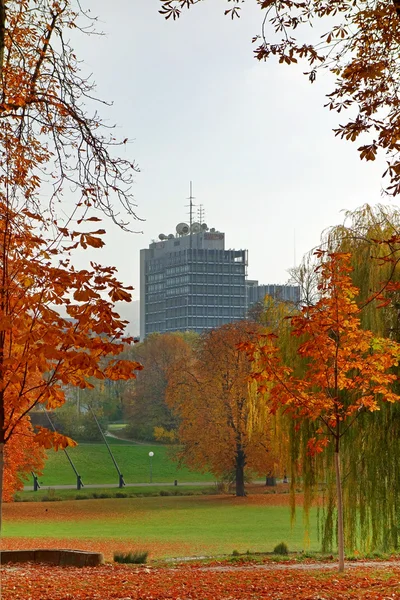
[149,451,154,484]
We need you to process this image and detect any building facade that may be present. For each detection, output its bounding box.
[246,281,301,306]
[140,224,248,338]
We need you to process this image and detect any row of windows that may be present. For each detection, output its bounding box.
[164,251,247,268]
[189,263,244,274]
[165,285,189,297]
[188,249,245,260]
[147,292,247,305]
[163,295,246,307]
[165,265,189,276]
[166,297,189,308]
[146,257,246,275]
[190,285,246,296]
[165,306,246,318]
[165,275,190,287]
[147,282,164,293]
[147,272,165,283]
[147,293,166,303]
[145,301,165,313]
[146,260,164,273]
[189,275,244,284]
[147,276,245,291]
[147,301,247,317]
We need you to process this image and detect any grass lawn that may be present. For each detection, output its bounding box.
[18,484,216,501]
[107,423,128,431]
[3,494,318,559]
[35,442,213,486]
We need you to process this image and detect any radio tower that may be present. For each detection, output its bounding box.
[186,181,195,250]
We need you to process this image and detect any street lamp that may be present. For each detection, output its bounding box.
[149,451,154,484]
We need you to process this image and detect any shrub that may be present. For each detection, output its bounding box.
[41,489,62,502]
[273,542,289,555]
[114,550,148,564]
[232,550,240,556]
[92,492,111,499]
[115,492,127,498]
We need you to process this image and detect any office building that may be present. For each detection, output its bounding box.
[140,222,247,338]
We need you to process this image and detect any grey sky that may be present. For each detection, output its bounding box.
[70,0,387,303]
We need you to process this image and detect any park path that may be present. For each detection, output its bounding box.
[23,480,215,491]
[199,559,400,572]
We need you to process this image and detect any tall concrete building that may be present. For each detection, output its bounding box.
[140,222,248,338]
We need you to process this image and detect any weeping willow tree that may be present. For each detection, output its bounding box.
[287,204,400,554]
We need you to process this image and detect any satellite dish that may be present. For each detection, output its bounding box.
[201,223,208,231]
[168,233,174,239]
[158,233,166,240]
[191,222,201,233]
[176,222,190,235]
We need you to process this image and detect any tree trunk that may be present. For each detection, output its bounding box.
[334,450,345,572]
[235,445,246,497]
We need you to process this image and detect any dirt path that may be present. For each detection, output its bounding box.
[200,559,400,572]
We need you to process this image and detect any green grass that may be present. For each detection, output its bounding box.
[107,423,128,431]
[34,443,213,486]
[3,496,319,556]
[18,484,216,502]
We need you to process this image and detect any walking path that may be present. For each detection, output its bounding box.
[23,481,215,491]
[200,559,400,572]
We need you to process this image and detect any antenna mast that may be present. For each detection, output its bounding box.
[187,181,195,250]
[198,204,205,225]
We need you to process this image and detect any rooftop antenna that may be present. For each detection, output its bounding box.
[198,204,205,226]
[185,181,195,250]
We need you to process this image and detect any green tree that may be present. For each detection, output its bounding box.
[124,333,195,441]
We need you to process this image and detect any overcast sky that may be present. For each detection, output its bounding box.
[70,0,387,303]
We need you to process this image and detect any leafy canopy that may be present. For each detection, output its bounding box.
[160,0,400,196]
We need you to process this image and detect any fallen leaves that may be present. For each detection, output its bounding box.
[2,562,400,600]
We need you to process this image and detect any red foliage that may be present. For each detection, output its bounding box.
[2,562,400,599]
[3,419,44,501]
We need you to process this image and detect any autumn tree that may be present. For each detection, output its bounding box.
[0,1,139,226]
[319,204,400,552]
[2,419,45,501]
[243,252,400,570]
[0,1,143,504]
[160,0,400,196]
[124,332,195,442]
[0,208,142,507]
[167,321,278,497]
[260,205,400,554]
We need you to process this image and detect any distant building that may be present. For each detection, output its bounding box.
[140,222,248,338]
[140,221,301,339]
[246,281,301,306]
